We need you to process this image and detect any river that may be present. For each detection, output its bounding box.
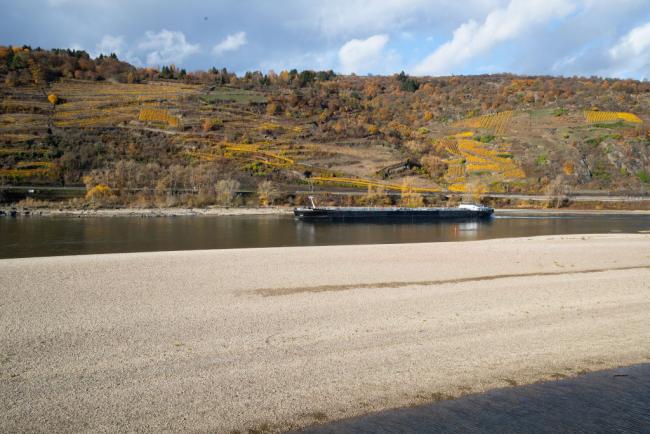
[1,211,649,259]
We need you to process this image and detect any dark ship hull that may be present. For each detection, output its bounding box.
[294,205,494,221]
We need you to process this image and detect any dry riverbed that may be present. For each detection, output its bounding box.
[1,235,649,432]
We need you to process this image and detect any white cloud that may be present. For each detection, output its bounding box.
[607,21,650,78]
[213,31,247,57]
[95,34,125,56]
[338,34,389,74]
[412,0,575,76]
[138,29,200,66]
[303,0,502,38]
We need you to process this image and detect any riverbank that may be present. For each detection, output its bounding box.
[2,204,650,218]
[0,205,293,217]
[1,235,649,432]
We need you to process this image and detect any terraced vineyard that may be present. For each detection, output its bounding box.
[584,110,642,124]
[438,136,525,193]
[453,111,513,135]
[138,108,180,128]
[49,81,198,128]
[2,62,650,204]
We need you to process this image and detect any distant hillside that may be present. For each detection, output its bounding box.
[1,46,650,207]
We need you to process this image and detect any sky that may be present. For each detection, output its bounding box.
[2,0,650,79]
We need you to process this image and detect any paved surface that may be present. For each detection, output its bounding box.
[1,234,649,432]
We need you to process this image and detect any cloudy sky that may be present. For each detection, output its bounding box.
[3,0,650,78]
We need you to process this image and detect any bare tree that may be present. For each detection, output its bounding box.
[545,175,571,208]
[257,180,278,206]
[215,179,241,206]
[463,179,487,204]
[399,178,424,208]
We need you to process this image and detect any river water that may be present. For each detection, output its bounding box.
[1,211,649,259]
[296,364,650,434]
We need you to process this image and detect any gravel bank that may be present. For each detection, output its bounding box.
[1,234,649,432]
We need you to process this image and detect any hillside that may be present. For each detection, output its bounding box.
[2,46,650,207]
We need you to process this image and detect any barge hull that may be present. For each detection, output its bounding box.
[294,208,493,220]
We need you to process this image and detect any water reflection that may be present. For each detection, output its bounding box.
[1,212,649,259]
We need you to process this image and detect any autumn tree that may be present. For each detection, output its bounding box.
[257,180,278,206]
[399,178,424,207]
[364,184,390,206]
[545,175,571,208]
[216,179,240,206]
[420,154,447,180]
[464,179,488,203]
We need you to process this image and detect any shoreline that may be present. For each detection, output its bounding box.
[2,235,649,432]
[0,205,294,217]
[2,205,650,218]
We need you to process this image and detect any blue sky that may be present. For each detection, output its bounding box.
[3,0,650,78]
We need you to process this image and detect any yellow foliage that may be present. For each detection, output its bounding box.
[47,94,58,105]
[202,117,222,132]
[257,122,281,131]
[584,110,642,124]
[0,161,53,179]
[448,183,466,192]
[453,111,513,134]
[562,161,574,175]
[85,184,112,200]
[441,137,525,190]
[138,108,180,128]
[311,176,440,193]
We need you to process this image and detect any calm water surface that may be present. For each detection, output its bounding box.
[297,364,650,434]
[1,212,649,258]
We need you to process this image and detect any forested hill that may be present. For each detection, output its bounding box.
[2,46,650,207]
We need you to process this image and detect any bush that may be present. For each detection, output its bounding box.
[202,118,222,132]
[636,170,650,184]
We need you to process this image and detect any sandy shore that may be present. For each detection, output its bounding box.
[1,235,649,432]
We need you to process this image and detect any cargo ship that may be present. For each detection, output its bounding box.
[294,197,494,221]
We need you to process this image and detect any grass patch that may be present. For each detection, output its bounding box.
[201,87,267,104]
[591,120,627,129]
[592,163,612,183]
[636,170,650,184]
[552,107,568,117]
[536,153,549,166]
[585,136,604,147]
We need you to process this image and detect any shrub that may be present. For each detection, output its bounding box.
[202,118,222,132]
[536,154,549,166]
[636,170,650,184]
[85,184,114,206]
